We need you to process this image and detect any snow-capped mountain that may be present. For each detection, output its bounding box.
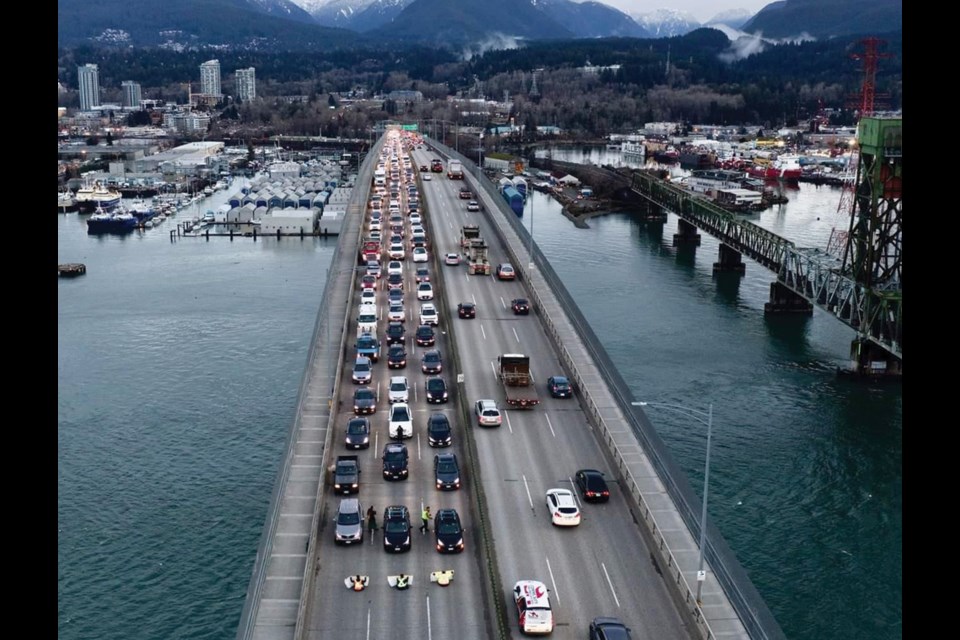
[705,8,754,30]
[631,8,701,38]
[293,0,411,30]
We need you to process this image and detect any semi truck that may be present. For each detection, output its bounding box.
[465,239,490,275]
[460,224,480,250]
[498,354,539,408]
[447,160,464,179]
[332,455,361,494]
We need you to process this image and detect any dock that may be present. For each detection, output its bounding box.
[58,263,87,277]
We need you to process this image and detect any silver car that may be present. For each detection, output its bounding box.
[334,498,364,545]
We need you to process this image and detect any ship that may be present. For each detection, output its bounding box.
[86,206,138,234]
[58,189,79,213]
[746,155,802,182]
[75,182,122,213]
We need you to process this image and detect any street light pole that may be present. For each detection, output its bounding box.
[633,401,713,606]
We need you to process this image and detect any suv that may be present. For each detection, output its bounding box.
[382,505,412,552]
[425,376,449,403]
[427,412,452,447]
[434,453,461,490]
[434,508,464,554]
[513,580,554,635]
[345,417,371,449]
[475,399,502,427]
[334,498,364,546]
[382,442,409,480]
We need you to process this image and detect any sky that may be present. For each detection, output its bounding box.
[593,1,773,24]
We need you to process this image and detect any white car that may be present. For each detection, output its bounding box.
[389,243,405,260]
[388,376,409,403]
[389,402,413,439]
[360,289,377,306]
[475,399,502,427]
[419,303,439,326]
[513,580,554,635]
[416,282,434,300]
[369,219,382,232]
[412,247,429,263]
[445,252,461,266]
[388,303,405,323]
[409,213,422,226]
[422,173,432,181]
[387,260,404,277]
[546,488,581,526]
[466,200,480,212]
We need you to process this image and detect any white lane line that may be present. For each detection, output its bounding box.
[546,556,560,607]
[417,433,422,460]
[374,430,379,453]
[505,410,513,434]
[427,595,433,640]
[490,360,498,378]
[366,607,372,640]
[472,293,477,304]
[601,563,621,608]
[522,474,534,509]
[545,414,556,438]
[480,324,486,340]
[568,476,582,508]
[513,327,520,343]
[500,296,506,309]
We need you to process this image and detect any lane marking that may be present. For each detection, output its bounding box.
[417,433,422,460]
[546,556,560,606]
[522,474,534,509]
[490,360,498,378]
[602,562,621,608]
[545,414,556,438]
[568,476,581,508]
[512,327,520,343]
[366,607,371,640]
[480,324,486,340]
[505,409,513,434]
[427,595,433,640]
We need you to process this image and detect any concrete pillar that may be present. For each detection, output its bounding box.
[713,243,746,274]
[763,281,813,315]
[673,218,701,246]
[845,337,902,378]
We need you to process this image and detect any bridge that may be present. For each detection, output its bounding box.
[235,128,786,640]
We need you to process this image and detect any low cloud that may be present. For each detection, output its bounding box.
[712,25,817,62]
[460,32,524,60]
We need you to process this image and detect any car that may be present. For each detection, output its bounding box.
[388,375,409,403]
[344,417,371,449]
[546,488,581,526]
[368,219,382,232]
[466,200,480,212]
[434,508,464,553]
[511,298,530,315]
[386,260,402,276]
[382,442,409,480]
[422,173,432,181]
[420,164,429,171]
[475,399,502,427]
[458,187,472,199]
[389,233,403,246]
[434,453,461,490]
[415,324,435,347]
[359,288,377,306]
[388,402,413,439]
[353,387,377,415]
[589,617,632,640]
[421,349,443,374]
[513,580,554,635]
[351,356,373,384]
[409,213,422,226]
[496,263,516,280]
[416,282,434,300]
[444,252,461,266]
[387,344,407,369]
[386,273,403,293]
[427,412,452,447]
[546,375,573,399]
[419,303,439,326]
[334,498,363,545]
[425,376,448,403]
[412,247,429,263]
[382,505,412,552]
[389,243,405,260]
[575,469,610,503]
[366,262,382,279]
[458,302,476,319]
[415,266,430,283]
[388,303,405,323]
[369,230,382,243]
[355,332,380,362]
[385,321,405,345]
[387,288,405,305]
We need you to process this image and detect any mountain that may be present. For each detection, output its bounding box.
[631,8,701,38]
[305,0,414,31]
[705,8,754,31]
[57,0,356,49]
[532,0,650,39]
[742,0,902,38]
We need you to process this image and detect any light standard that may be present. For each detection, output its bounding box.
[477,132,483,178]
[632,400,713,606]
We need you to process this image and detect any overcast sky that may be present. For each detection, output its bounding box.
[596,1,772,24]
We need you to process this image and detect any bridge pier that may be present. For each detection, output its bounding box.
[640,201,669,221]
[763,282,813,315]
[713,244,746,274]
[844,337,902,378]
[673,219,701,246]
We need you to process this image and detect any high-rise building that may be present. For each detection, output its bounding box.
[122,81,142,109]
[200,59,221,98]
[78,64,100,111]
[236,67,256,102]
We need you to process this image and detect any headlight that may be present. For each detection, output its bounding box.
[404,536,410,545]
[351,483,358,488]
[456,539,464,548]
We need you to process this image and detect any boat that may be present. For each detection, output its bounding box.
[86,206,138,234]
[58,189,79,213]
[124,199,157,226]
[746,155,802,182]
[75,182,122,213]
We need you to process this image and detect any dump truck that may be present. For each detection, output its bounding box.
[447,160,464,179]
[460,224,480,250]
[498,354,539,408]
[466,238,490,275]
[332,455,361,494]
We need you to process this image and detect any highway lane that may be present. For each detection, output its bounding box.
[412,146,695,640]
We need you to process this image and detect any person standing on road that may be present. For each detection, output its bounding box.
[420,505,431,533]
[367,505,377,538]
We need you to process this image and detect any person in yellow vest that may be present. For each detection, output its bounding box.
[420,505,431,533]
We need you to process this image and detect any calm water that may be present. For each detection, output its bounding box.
[58,155,901,640]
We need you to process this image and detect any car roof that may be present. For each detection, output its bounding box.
[390,375,407,384]
[548,488,576,502]
[339,497,360,510]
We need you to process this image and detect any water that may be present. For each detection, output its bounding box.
[58,155,902,640]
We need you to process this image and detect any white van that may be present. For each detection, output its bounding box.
[357,304,378,337]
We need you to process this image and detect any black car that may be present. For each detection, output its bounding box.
[575,469,610,503]
[511,298,530,315]
[458,302,476,319]
[382,442,409,480]
[589,616,632,640]
[421,349,443,374]
[434,508,464,554]
[345,417,371,449]
[434,453,461,490]
[387,344,407,369]
[382,505,412,553]
[427,412,452,447]
[415,324,435,347]
[546,375,573,399]
[385,321,405,345]
[425,377,449,404]
[353,387,377,415]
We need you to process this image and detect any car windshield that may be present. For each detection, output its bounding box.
[385,519,408,533]
[438,522,460,534]
[347,421,367,434]
[355,362,370,372]
[338,511,360,525]
[390,381,406,391]
[384,450,405,462]
[427,379,444,390]
[392,407,410,421]
[425,354,439,363]
[356,389,374,400]
[438,461,457,473]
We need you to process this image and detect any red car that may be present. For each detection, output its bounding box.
[496,263,516,281]
[360,274,377,290]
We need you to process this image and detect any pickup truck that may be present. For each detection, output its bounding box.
[498,354,540,408]
[332,455,361,494]
[356,332,381,362]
